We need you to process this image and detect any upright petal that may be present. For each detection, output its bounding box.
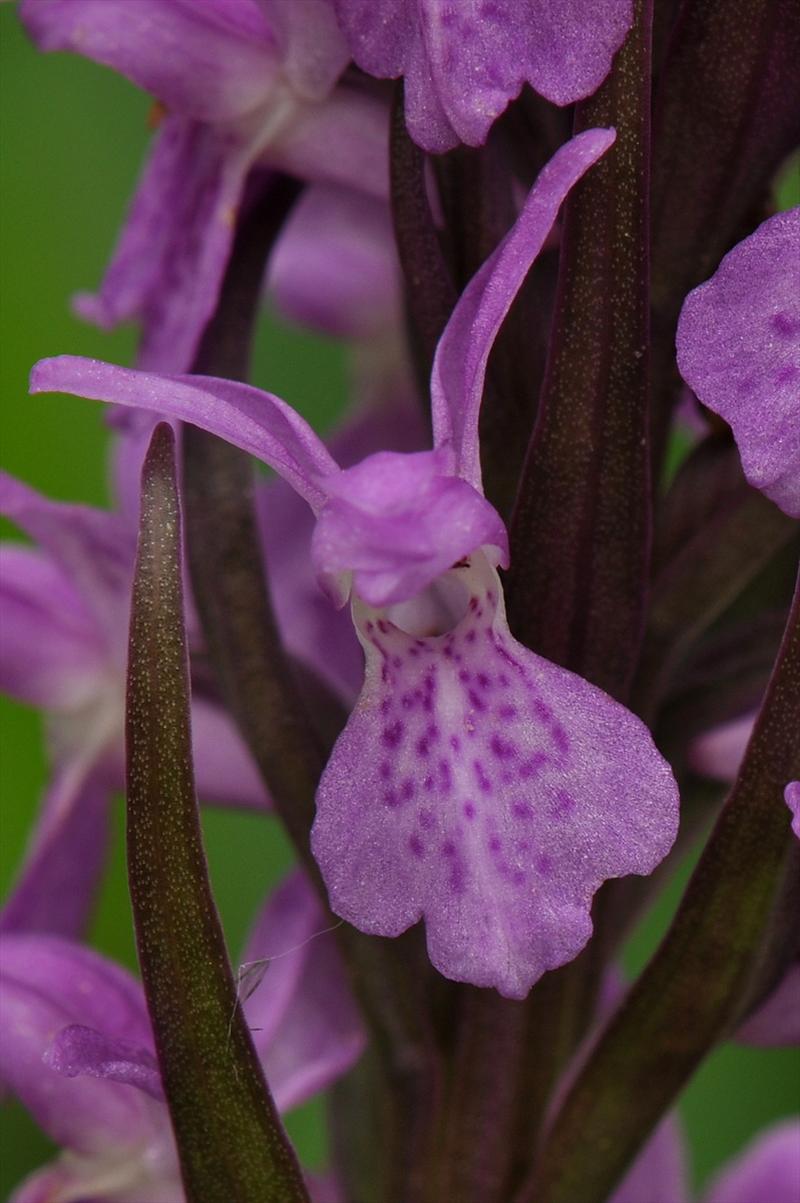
[610,1113,689,1203]
[703,1121,800,1203]
[21,0,278,122]
[73,115,259,373]
[0,544,105,709]
[311,449,508,606]
[0,756,112,938]
[334,0,633,151]
[431,128,616,490]
[312,552,678,998]
[31,358,340,511]
[676,209,800,518]
[0,472,134,651]
[240,872,365,1111]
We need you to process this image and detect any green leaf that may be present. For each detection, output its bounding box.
[126,423,310,1203]
[521,573,800,1203]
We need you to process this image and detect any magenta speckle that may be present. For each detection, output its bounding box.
[378,619,390,633]
[463,801,477,820]
[468,689,487,712]
[409,834,425,859]
[466,630,477,643]
[450,734,461,751]
[490,733,516,760]
[770,311,800,338]
[552,790,576,817]
[379,761,391,781]
[442,839,456,858]
[536,854,553,876]
[499,704,518,720]
[400,778,415,802]
[512,799,533,820]
[519,752,548,781]
[418,807,434,830]
[382,721,404,749]
[474,760,492,793]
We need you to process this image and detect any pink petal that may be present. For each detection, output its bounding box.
[312,553,678,998]
[786,780,800,840]
[190,697,269,810]
[256,0,349,98]
[0,756,112,939]
[45,1025,163,1102]
[311,449,508,607]
[0,471,134,651]
[334,0,633,152]
[0,935,155,1151]
[737,964,800,1047]
[240,871,366,1110]
[431,128,616,491]
[21,0,277,122]
[74,114,257,373]
[677,209,800,518]
[0,544,105,710]
[30,358,339,511]
[687,712,755,782]
[267,183,401,340]
[704,1121,800,1203]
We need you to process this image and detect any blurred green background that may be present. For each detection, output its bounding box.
[1,8,797,1198]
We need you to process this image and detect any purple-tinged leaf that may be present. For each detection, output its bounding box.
[521,572,800,1203]
[506,0,652,702]
[389,84,457,394]
[634,443,797,720]
[649,0,800,463]
[126,423,309,1203]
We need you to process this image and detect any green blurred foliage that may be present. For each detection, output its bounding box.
[1,7,797,1197]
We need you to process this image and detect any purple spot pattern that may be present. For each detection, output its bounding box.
[312,554,679,998]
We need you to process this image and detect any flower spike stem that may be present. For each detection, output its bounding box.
[126,423,310,1203]
[522,571,800,1203]
[182,183,445,1203]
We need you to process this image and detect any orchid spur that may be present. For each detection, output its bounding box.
[30,129,679,999]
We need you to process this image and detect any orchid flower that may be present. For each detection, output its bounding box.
[0,462,265,940]
[333,0,635,152]
[21,0,390,372]
[30,129,680,999]
[0,870,364,1203]
[677,208,800,519]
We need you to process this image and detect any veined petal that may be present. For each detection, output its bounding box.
[21,0,278,122]
[312,553,678,998]
[431,128,616,491]
[73,115,258,374]
[676,209,800,519]
[311,449,508,607]
[0,544,105,709]
[0,757,112,939]
[0,472,134,651]
[704,1121,800,1203]
[334,0,633,152]
[31,358,339,511]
